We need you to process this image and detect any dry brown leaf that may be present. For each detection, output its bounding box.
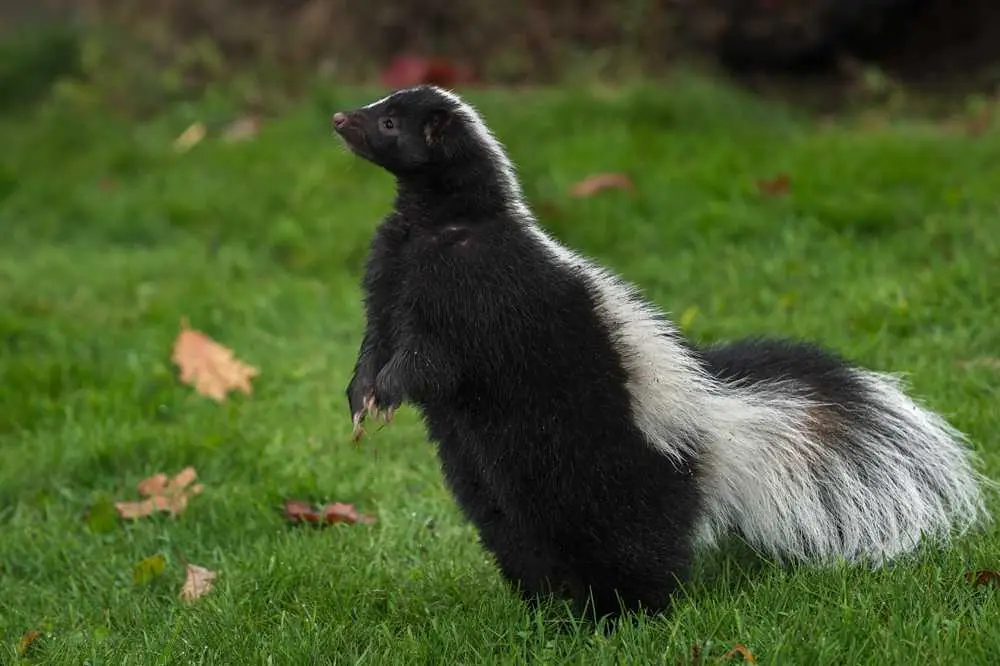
[115,466,205,519]
[756,173,791,197]
[721,643,757,664]
[137,472,169,497]
[221,115,262,143]
[17,630,41,657]
[179,564,217,603]
[173,122,207,152]
[324,502,378,525]
[283,498,377,526]
[283,499,317,522]
[171,318,259,402]
[569,173,635,197]
[965,570,1000,588]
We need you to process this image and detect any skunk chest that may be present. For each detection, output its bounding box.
[391,223,502,322]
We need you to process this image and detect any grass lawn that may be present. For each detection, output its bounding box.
[1,76,998,664]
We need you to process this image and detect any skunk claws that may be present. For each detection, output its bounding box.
[370,406,393,425]
[351,410,367,442]
[353,392,395,440]
[351,398,373,443]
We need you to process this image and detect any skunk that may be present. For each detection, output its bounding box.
[331,85,990,620]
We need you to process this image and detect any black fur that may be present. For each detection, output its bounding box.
[335,87,700,620]
[698,337,872,418]
[331,86,982,622]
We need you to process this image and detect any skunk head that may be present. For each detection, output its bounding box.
[332,85,479,177]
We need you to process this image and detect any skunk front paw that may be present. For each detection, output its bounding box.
[371,361,406,423]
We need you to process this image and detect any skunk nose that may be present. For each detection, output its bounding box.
[332,112,348,129]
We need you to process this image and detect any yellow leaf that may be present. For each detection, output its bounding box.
[132,554,167,586]
[173,122,207,153]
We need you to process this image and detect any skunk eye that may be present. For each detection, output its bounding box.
[382,118,394,130]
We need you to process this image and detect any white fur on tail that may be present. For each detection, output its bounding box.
[533,226,990,564]
[428,86,992,564]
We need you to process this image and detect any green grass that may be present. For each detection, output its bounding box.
[1,75,999,665]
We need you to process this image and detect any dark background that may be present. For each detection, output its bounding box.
[3,0,1000,114]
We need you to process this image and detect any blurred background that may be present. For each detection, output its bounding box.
[3,0,1000,115]
[3,4,1000,663]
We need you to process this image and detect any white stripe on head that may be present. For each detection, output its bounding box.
[426,87,531,214]
[371,86,532,219]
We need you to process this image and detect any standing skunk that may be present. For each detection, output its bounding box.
[331,85,990,620]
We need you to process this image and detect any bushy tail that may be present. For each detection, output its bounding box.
[694,369,992,564]
[523,222,991,566]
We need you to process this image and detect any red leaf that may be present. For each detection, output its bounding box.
[965,570,1000,588]
[284,499,322,524]
[283,499,376,526]
[756,173,791,197]
[721,643,757,663]
[323,502,378,525]
[380,54,475,89]
[17,630,41,657]
[569,173,635,198]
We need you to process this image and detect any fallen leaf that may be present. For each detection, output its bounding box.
[380,54,475,89]
[173,122,207,153]
[115,466,205,519]
[324,502,378,525]
[85,497,119,533]
[137,472,170,497]
[171,318,259,402]
[569,173,635,197]
[132,553,167,586]
[965,570,1000,588]
[179,563,217,603]
[756,173,790,197]
[283,499,377,526]
[221,115,262,143]
[283,499,320,523]
[721,643,757,664]
[17,630,41,657]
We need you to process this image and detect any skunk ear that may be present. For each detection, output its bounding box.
[424,109,453,145]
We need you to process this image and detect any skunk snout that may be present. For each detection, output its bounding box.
[332,112,349,130]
